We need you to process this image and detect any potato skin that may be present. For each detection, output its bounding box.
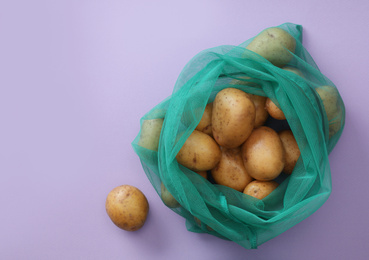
[243,180,279,200]
[246,27,296,67]
[211,146,253,192]
[265,98,286,120]
[278,130,300,174]
[316,85,339,122]
[138,118,164,151]
[241,126,285,181]
[161,182,180,208]
[105,185,149,231]
[176,130,221,171]
[195,103,213,136]
[212,88,255,148]
[248,94,269,127]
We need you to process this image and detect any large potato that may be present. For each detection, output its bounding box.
[282,66,304,78]
[246,27,296,67]
[242,126,285,181]
[211,146,253,192]
[105,185,149,231]
[278,130,300,174]
[138,118,164,151]
[212,88,255,148]
[176,130,221,171]
[243,180,279,200]
[195,103,213,136]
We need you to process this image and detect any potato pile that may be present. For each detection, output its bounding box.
[137,27,341,207]
[174,87,299,200]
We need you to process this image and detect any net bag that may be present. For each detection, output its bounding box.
[132,23,345,249]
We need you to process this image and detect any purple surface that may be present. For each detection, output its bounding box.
[1,1,369,259]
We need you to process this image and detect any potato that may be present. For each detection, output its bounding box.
[229,78,268,127]
[105,185,149,231]
[278,130,300,174]
[138,118,164,151]
[242,126,285,181]
[161,182,180,208]
[211,146,253,192]
[246,27,296,67]
[328,106,344,138]
[195,170,208,179]
[195,103,213,136]
[243,180,279,200]
[282,66,304,78]
[316,85,339,122]
[212,88,255,148]
[248,94,269,127]
[265,97,286,120]
[176,130,221,171]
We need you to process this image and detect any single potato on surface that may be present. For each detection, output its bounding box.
[212,88,255,148]
[246,27,296,67]
[211,146,253,192]
[195,103,213,136]
[161,182,180,208]
[138,118,164,151]
[176,130,221,171]
[265,97,286,120]
[243,180,279,200]
[105,185,149,231]
[242,126,285,181]
[278,130,300,174]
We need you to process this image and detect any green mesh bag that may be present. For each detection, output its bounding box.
[132,23,345,249]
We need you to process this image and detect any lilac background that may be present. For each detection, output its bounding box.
[1,0,368,259]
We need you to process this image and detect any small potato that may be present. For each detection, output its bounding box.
[248,94,269,127]
[265,98,286,120]
[138,118,164,151]
[243,180,279,200]
[161,182,180,208]
[246,27,296,67]
[212,88,255,148]
[105,185,149,231]
[242,126,285,181]
[176,130,221,171]
[282,66,304,78]
[195,103,213,136]
[278,130,300,174]
[195,171,208,179]
[316,85,339,122]
[229,78,268,127]
[211,146,253,192]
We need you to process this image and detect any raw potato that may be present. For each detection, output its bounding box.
[243,180,279,200]
[248,94,269,127]
[229,78,268,127]
[282,66,304,78]
[195,103,213,136]
[176,130,221,171]
[316,85,339,121]
[246,27,296,67]
[161,182,180,208]
[242,126,285,181]
[212,88,256,148]
[195,171,208,179]
[266,97,286,120]
[278,130,300,174]
[138,118,164,151]
[105,185,149,231]
[211,147,253,192]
